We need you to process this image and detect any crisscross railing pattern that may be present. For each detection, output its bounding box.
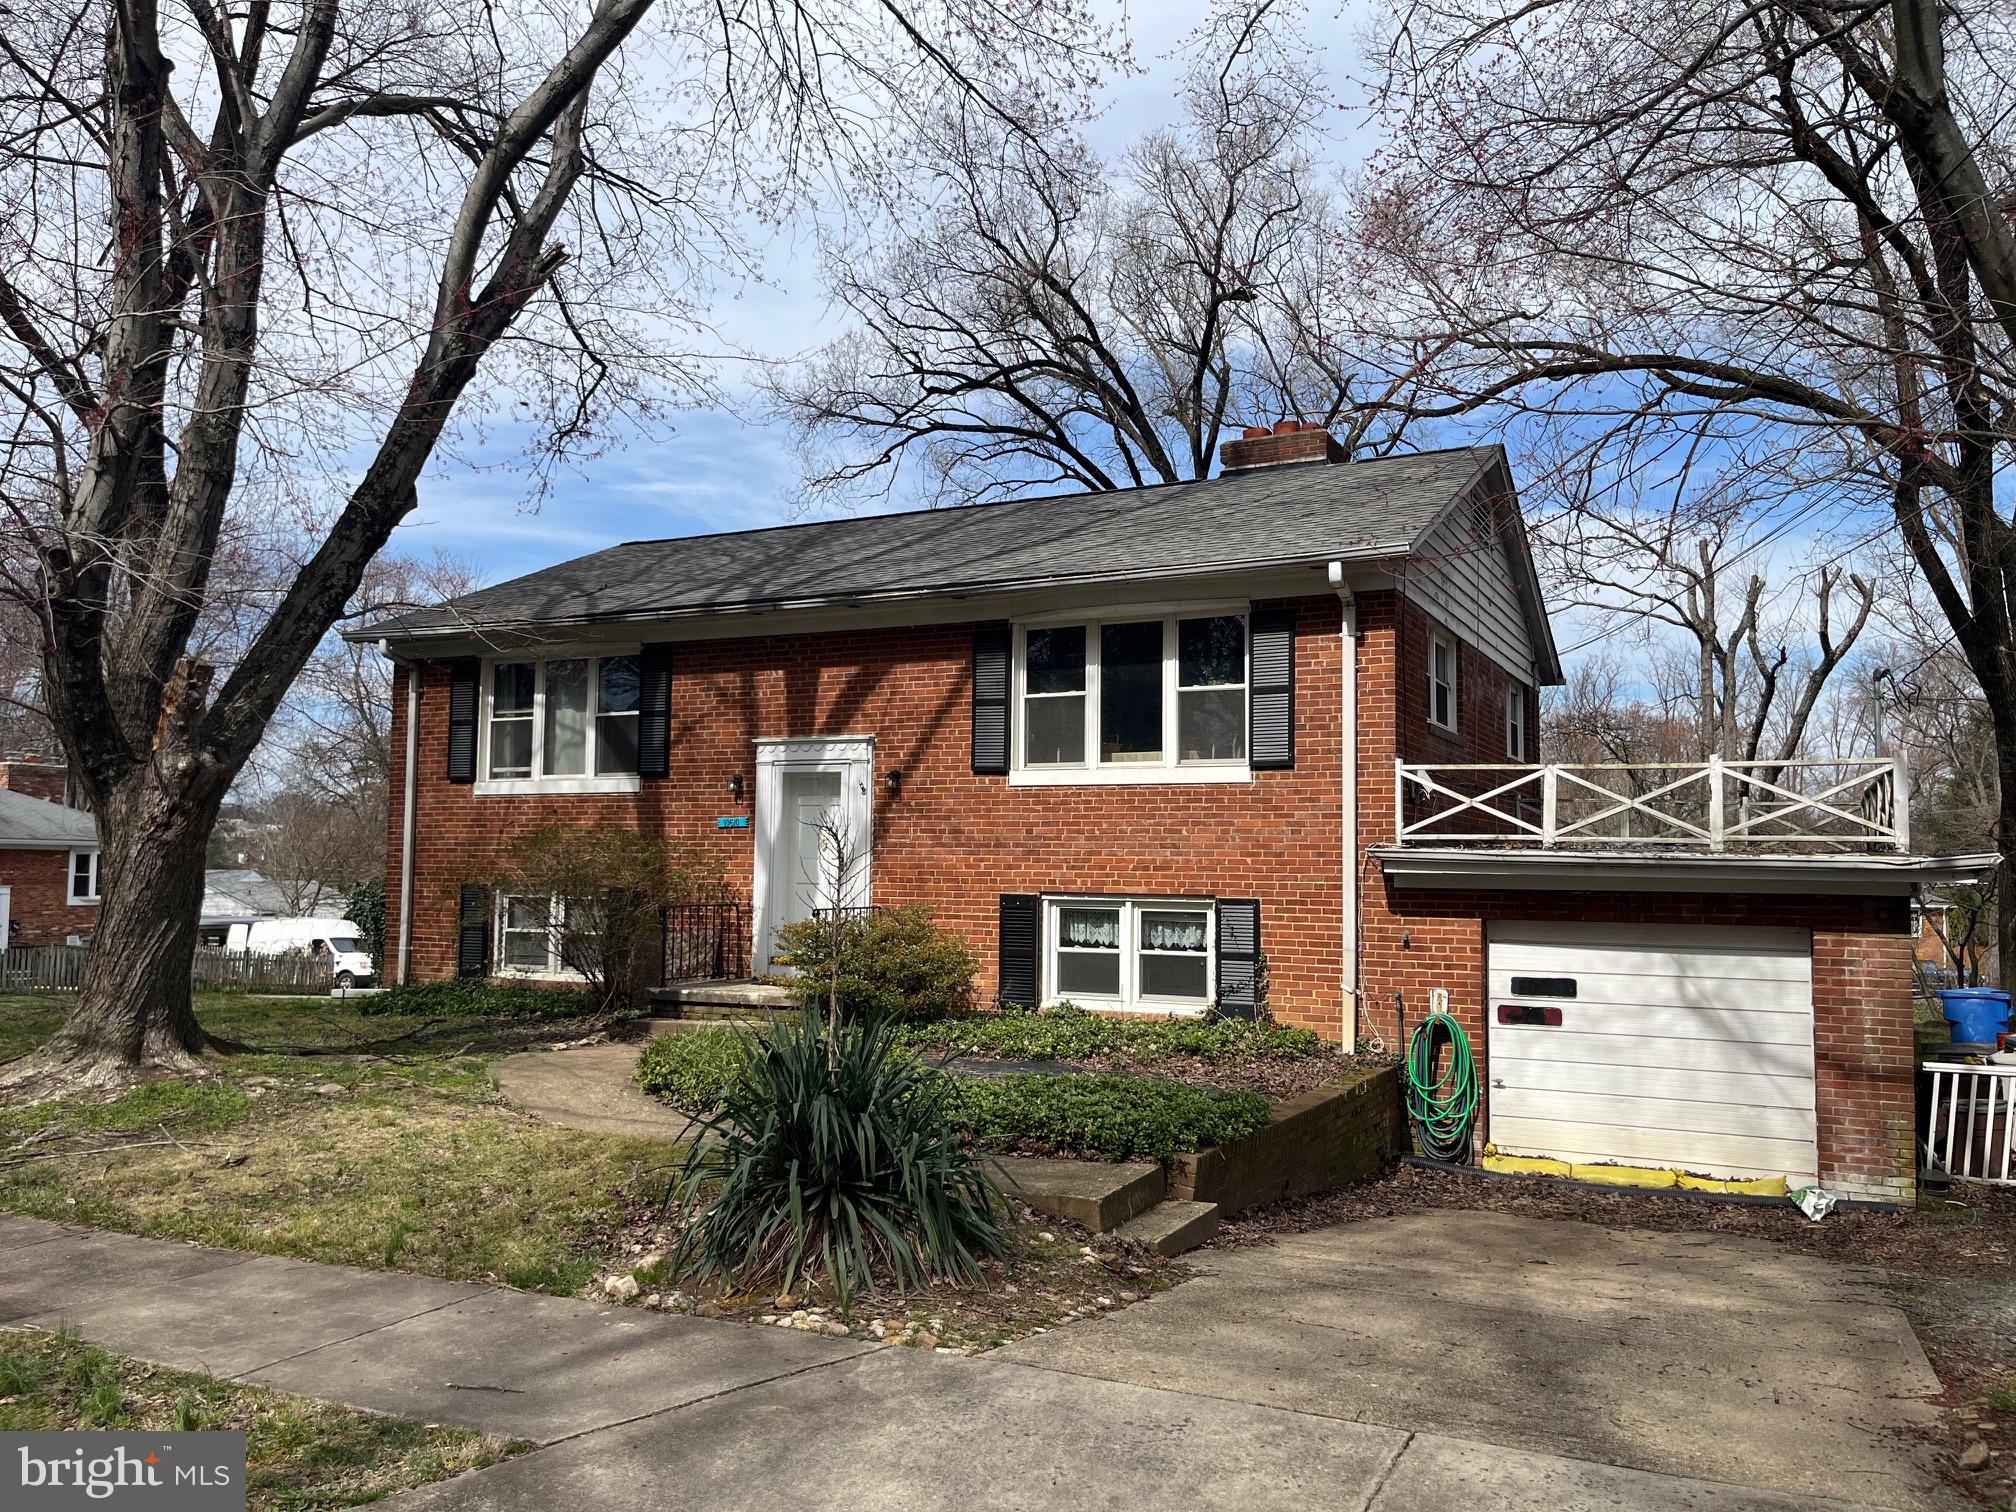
[1393,756,1909,852]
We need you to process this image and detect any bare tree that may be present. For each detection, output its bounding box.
[1544,489,1875,767]
[771,0,1414,509]
[1356,0,2016,970]
[0,0,1118,1094]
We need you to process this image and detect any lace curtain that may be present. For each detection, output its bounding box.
[1143,916,1206,951]
[1062,911,1118,948]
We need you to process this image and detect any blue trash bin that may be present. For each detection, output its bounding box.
[1938,988,2013,1045]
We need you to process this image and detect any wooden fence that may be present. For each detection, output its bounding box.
[0,945,334,996]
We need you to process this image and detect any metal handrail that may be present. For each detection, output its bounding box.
[1394,755,1910,852]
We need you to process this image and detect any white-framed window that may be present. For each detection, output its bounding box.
[1505,684,1527,760]
[479,653,641,794]
[1427,630,1458,733]
[1044,896,1214,1014]
[67,849,99,904]
[497,893,573,976]
[1013,610,1249,785]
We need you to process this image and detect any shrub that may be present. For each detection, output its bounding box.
[774,906,978,1023]
[343,877,386,967]
[950,1074,1272,1161]
[356,979,598,1019]
[897,1012,1323,1064]
[636,1029,746,1111]
[666,1012,1004,1303]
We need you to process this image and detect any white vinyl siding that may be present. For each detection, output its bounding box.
[1486,922,1817,1185]
[1405,494,1539,682]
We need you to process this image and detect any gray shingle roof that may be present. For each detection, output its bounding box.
[0,788,98,848]
[365,446,1501,640]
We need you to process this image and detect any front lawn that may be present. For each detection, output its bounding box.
[0,1326,525,1509]
[0,993,676,1296]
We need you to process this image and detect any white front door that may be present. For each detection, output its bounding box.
[0,886,10,951]
[753,737,874,973]
[1486,921,1818,1186]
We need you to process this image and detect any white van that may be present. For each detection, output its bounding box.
[235,918,376,987]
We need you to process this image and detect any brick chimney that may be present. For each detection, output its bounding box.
[0,757,71,805]
[1217,419,1347,474]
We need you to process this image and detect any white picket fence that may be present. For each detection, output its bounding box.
[1922,1061,2016,1185]
[0,944,334,995]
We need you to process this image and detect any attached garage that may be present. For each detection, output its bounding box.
[1485,921,1818,1186]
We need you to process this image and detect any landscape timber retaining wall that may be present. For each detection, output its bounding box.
[1168,1064,1403,1216]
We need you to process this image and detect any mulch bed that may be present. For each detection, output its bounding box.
[589,1199,1189,1353]
[1211,1161,2016,1506]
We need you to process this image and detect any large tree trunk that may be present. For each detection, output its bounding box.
[1,775,223,1097]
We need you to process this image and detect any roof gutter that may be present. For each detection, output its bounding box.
[1372,847,2001,898]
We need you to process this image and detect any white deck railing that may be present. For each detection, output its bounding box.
[1923,1062,2016,1185]
[1393,756,1909,852]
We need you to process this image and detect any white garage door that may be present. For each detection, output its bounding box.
[1486,922,1817,1185]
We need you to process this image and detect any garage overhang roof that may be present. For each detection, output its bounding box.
[1369,848,2001,897]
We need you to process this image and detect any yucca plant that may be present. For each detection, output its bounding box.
[666,1011,1005,1304]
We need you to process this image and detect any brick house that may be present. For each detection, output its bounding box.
[361,430,1990,1203]
[0,759,100,948]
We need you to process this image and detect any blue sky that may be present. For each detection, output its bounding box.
[388,1,1381,590]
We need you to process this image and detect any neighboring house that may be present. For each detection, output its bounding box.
[0,760,99,947]
[358,428,1992,1204]
[198,868,346,947]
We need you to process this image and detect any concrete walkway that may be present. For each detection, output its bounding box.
[0,1210,1958,1511]
[492,1043,694,1141]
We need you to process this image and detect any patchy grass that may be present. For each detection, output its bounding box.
[0,993,679,1295]
[0,1326,525,1508]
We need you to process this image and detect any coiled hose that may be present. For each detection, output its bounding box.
[1404,1011,1478,1164]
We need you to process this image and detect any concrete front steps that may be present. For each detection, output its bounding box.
[648,980,798,1032]
[990,1155,1220,1257]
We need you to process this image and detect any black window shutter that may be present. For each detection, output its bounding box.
[638,644,673,777]
[972,624,1011,774]
[998,893,1041,1008]
[1248,606,1295,770]
[1216,899,1261,1018]
[446,659,480,783]
[456,884,492,980]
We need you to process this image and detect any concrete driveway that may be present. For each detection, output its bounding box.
[995,1209,1953,1510]
[383,1209,1955,1512]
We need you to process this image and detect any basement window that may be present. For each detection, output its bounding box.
[1044,896,1214,1014]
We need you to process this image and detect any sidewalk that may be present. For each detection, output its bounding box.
[0,1212,1948,1511]
[0,1213,862,1444]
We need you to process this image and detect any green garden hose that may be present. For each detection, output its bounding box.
[1404,1011,1478,1164]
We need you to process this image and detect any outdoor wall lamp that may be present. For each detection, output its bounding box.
[727,773,744,801]
[886,769,903,796]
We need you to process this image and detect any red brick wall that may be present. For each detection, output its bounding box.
[0,761,69,804]
[387,595,1354,1036]
[1353,589,1915,1204]
[1,847,95,946]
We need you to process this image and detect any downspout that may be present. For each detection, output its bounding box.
[389,643,418,987]
[1328,563,1359,1049]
